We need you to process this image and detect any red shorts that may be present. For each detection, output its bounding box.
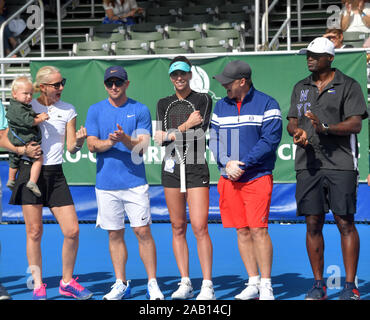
[217,175,273,229]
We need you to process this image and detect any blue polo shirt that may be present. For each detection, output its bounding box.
[85,98,152,190]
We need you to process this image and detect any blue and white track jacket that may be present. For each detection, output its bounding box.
[209,85,283,182]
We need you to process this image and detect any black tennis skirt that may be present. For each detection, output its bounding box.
[161,161,210,189]
[9,159,74,208]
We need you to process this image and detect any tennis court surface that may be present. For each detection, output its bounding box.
[1,222,370,301]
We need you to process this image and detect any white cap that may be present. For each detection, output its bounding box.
[299,37,335,56]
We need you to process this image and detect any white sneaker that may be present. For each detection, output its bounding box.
[196,281,216,300]
[103,280,131,300]
[259,283,275,300]
[171,278,194,300]
[147,279,164,300]
[235,283,259,300]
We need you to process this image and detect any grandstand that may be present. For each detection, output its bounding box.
[1,1,365,101]
[1,0,362,104]
[38,0,343,55]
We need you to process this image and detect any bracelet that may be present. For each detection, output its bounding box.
[74,144,83,150]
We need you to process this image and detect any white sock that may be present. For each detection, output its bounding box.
[116,279,127,287]
[62,280,70,286]
[248,275,261,285]
[181,277,191,284]
[202,279,213,287]
[261,278,272,287]
[148,278,157,285]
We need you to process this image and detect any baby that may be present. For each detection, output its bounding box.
[5,76,49,197]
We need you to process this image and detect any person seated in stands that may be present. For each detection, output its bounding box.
[0,0,18,56]
[323,28,353,48]
[102,0,143,25]
[340,0,370,33]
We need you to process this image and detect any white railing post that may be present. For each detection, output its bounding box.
[287,0,291,50]
[297,0,302,42]
[261,0,279,49]
[91,0,95,18]
[254,0,260,51]
[57,0,62,50]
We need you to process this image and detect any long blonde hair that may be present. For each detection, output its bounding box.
[33,66,60,93]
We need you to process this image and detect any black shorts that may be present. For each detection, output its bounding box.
[161,161,210,189]
[295,169,358,216]
[9,160,74,208]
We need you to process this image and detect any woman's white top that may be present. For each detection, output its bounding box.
[341,3,370,33]
[31,99,77,165]
[103,0,138,16]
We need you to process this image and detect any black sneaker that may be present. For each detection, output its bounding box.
[0,283,11,300]
[339,282,360,300]
[305,280,327,300]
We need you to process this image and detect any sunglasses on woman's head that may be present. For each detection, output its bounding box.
[104,79,125,89]
[42,78,67,89]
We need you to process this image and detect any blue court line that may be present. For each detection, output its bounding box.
[0,223,369,300]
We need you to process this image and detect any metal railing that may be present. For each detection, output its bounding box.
[0,0,45,103]
[56,0,96,50]
[260,0,293,51]
[269,0,292,51]
[0,0,45,58]
[261,0,280,49]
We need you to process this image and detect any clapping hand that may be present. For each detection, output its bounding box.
[76,125,87,147]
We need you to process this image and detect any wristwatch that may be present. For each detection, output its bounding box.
[322,123,329,135]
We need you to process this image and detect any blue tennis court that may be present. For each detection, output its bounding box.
[1,222,370,300]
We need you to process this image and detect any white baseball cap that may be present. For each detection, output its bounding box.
[299,37,335,56]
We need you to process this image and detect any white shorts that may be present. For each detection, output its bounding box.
[95,184,152,230]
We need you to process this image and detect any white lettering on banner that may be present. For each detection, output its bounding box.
[277,143,297,161]
[63,140,360,164]
[65,151,96,163]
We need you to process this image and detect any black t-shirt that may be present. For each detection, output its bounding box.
[287,68,368,171]
[156,90,212,165]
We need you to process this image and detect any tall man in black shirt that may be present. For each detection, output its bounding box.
[287,37,368,300]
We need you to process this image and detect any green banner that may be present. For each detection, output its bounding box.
[30,52,369,184]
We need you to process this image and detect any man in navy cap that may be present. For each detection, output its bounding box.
[85,65,164,300]
[210,60,282,300]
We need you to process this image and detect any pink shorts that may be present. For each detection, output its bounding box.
[217,175,273,228]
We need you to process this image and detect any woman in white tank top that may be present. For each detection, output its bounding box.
[9,66,92,300]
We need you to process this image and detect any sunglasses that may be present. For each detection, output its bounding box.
[42,78,66,89]
[306,52,329,60]
[104,79,125,88]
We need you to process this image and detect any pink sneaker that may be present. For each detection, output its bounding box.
[59,277,93,300]
[33,283,47,300]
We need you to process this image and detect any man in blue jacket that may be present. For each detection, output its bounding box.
[210,60,282,300]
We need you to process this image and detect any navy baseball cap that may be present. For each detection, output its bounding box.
[104,66,128,82]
